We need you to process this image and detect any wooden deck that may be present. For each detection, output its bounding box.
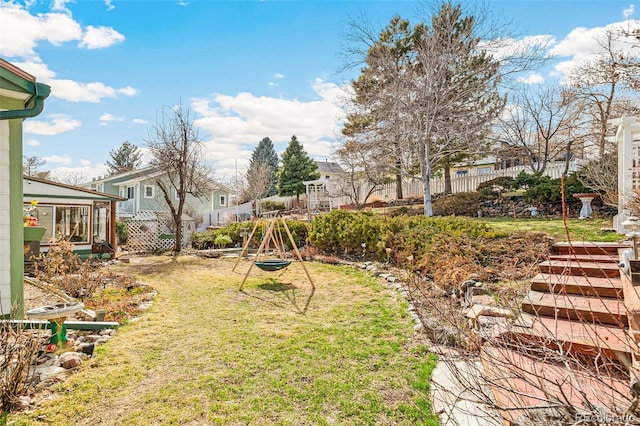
[481,346,631,425]
[480,240,634,424]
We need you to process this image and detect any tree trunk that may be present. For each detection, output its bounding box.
[421,142,433,217]
[395,170,403,200]
[443,164,452,195]
[173,216,182,253]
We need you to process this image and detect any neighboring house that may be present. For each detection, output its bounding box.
[83,166,231,221]
[0,58,50,317]
[450,155,499,176]
[23,176,124,258]
[304,160,345,211]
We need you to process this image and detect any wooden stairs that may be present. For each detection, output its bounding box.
[481,241,635,424]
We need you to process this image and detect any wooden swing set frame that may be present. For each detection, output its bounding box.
[233,210,315,291]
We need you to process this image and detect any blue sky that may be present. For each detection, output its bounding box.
[1,0,638,183]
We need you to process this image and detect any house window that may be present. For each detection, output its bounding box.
[90,183,97,190]
[126,187,135,200]
[144,185,154,199]
[219,195,226,206]
[476,167,492,175]
[456,170,468,176]
[28,204,90,244]
[56,205,90,243]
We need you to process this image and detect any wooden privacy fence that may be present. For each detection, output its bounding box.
[329,161,582,208]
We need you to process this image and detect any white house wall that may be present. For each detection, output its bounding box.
[0,120,11,314]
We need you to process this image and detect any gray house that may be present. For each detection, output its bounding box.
[83,166,230,222]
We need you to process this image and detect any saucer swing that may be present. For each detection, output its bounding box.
[233,210,314,290]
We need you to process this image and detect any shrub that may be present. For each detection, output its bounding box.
[433,192,483,217]
[476,176,515,197]
[309,210,386,258]
[191,219,309,250]
[116,221,128,243]
[1,320,45,415]
[262,201,286,212]
[520,172,593,203]
[214,234,233,248]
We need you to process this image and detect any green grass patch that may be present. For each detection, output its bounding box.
[476,217,623,242]
[8,258,437,425]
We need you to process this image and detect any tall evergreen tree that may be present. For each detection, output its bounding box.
[106,141,142,175]
[277,135,319,202]
[248,137,279,196]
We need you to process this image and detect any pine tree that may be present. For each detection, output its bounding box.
[106,141,142,175]
[248,137,279,196]
[277,135,319,202]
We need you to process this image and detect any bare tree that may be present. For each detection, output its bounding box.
[239,162,272,216]
[57,170,88,186]
[577,152,618,207]
[333,139,391,208]
[22,155,50,179]
[408,3,505,215]
[146,105,212,253]
[570,28,640,157]
[496,84,585,174]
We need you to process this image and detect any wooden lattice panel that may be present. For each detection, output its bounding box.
[125,211,193,253]
[126,219,161,253]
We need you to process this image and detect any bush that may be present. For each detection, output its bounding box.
[191,219,309,250]
[1,320,45,414]
[519,172,593,203]
[262,201,286,212]
[309,210,500,262]
[433,192,483,217]
[214,234,233,248]
[476,176,515,197]
[309,210,386,258]
[116,221,128,243]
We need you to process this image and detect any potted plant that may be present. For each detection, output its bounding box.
[23,200,46,262]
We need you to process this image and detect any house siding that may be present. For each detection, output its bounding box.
[0,120,11,315]
[0,118,24,316]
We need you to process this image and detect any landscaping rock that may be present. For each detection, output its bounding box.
[38,366,67,381]
[466,304,514,321]
[59,352,82,369]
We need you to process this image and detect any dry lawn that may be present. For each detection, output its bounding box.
[8,256,437,425]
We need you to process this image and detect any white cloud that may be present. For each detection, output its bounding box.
[79,25,125,49]
[177,0,188,6]
[481,35,555,60]
[51,79,116,102]
[517,73,544,84]
[190,79,348,177]
[79,159,91,166]
[273,73,285,79]
[24,114,81,135]
[133,118,149,124]
[48,163,110,183]
[2,5,134,103]
[544,19,640,81]
[105,0,115,11]
[624,4,636,18]
[10,63,138,102]
[51,0,72,12]
[117,86,138,96]
[25,139,40,146]
[99,113,124,125]
[43,154,72,165]
[0,2,82,57]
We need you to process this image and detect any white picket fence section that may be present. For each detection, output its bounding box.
[329,161,583,207]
